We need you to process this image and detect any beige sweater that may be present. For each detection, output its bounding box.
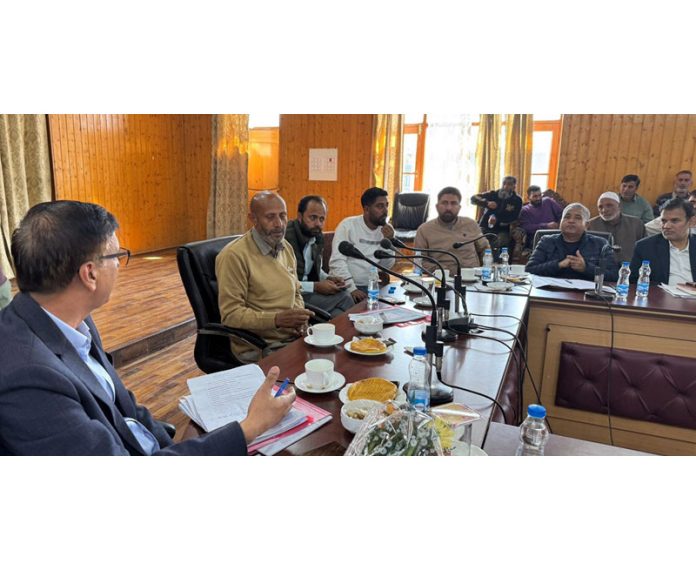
[414,217,489,273]
[216,232,304,354]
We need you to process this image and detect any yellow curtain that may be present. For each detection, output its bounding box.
[207,114,249,238]
[504,114,534,192]
[0,114,53,279]
[475,114,502,193]
[371,114,403,203]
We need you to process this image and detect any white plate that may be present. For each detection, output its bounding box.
[451,443,488,456]
[339,383,407,404]
[344,340,392,356]
[294,371,346,394]
[412,295,433,308]
[304,334,344,347]
[508,272,529,279]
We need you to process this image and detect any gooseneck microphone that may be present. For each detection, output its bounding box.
[452,233,497,249]
[585,242,620,301]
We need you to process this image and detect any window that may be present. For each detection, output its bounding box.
[402,114,427,192]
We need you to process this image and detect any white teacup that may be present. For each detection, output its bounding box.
[434,268,450,283]
[307,323,335,344]
[509,264,526,276]
[304,359,334,389]
[460,267,476,280]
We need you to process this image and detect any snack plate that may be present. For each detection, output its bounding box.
[339,383,407,404]
[344,340,392,356]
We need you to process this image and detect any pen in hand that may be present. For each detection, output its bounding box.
[274,378,290,398]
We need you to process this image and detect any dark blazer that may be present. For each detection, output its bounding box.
[629,234,696,284]
[285,219,324,282]
[526,232,619,281]
[0,293,247,455]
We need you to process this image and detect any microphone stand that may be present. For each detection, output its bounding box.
[584,242,617,301]
[373,250,454,404]
[376,250,459,343]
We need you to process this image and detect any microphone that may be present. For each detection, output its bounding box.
[338,240,367,260]
[452,233,497,249]
[585,242,617,301]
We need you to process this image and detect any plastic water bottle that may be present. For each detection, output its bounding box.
[516,404,550,456]
[481,249,493,281]
[367,266,379,310]
[407,347,431,411]
[616,262,631,300]
[499,247,510,278]
[412,265,422,276]
[488,214,497,229]
[637,260,651,299]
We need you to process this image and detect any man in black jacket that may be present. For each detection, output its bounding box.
[630,197,696,285]
[470,175,523,257]
[285,196,354,317]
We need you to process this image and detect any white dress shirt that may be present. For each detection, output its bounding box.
[668,241,693,286]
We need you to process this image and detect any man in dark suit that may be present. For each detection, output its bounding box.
[284,195,354,317]
[630,197,696,285]
[0,200,295,455]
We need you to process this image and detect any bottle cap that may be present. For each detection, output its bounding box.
[622,261,630,266]
[413,346,427,356]
[484,249,492,254]
[527,404,546,419]
[501,248,508,253]
[641,260,650,265]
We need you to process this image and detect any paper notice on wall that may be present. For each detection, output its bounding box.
[308,148,338,181]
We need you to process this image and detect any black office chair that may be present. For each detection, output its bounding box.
[391,192,430,241]
[177,236,331,374]
[532,229,614,251]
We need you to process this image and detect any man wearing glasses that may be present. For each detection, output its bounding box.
[0,200,295,455]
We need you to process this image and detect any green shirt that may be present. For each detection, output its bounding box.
[619,194,654,223]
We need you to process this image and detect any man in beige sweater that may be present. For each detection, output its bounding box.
[216,192,314,363]
[415,187,489,274]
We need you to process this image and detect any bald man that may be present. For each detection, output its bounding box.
[216,192,313,363]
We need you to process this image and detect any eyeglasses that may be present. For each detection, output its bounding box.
[100,247,131,267]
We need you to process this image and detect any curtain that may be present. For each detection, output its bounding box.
[371,114,404,203]
[207,114,249,238]
[504,114,534,192]
[0,114,53,279]
[475,114,502,194]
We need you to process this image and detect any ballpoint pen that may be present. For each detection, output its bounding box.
[274,378,290,398]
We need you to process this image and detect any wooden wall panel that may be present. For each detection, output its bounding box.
[278,114,374,231]
[557,114,696,210]
[49,114,212,254]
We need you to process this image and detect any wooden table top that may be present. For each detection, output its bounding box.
[529,283,696,318]
[251,285,528,455]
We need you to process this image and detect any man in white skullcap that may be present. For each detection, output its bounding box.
[587,191,646,263]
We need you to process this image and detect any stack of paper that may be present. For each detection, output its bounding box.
[349,305,426,324]
[178,364,332,455]
[659,284,696,299]
[532,275,615,293]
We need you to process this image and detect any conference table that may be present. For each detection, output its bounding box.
[245,283,528,455]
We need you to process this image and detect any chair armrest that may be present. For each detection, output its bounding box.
[199,323,268,349]
[305,303,332,323]
[156,420,177,438]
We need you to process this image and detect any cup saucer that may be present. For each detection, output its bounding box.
[294,371,346,393]
[304,334,344,347]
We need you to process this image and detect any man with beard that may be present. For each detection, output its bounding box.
[518,185,563,249]
[414,186,489,273]
[631,197,696,285]
[587,191,645,263]
[526,202,618,281]
[329,187,395,302]
[285,195,354,317]
[217,191,314,363]
[617,174,654,223]
[470,175,523,257]
[654,170,693,216]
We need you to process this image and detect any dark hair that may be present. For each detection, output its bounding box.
[527,185,542,196]
[437,186,462,201]
[502,176,517,185]
[689,190,696,198]
[11,200,119,294]
[677,170,693,177]
[360,187,388,208]
[621,174,640,187]
[297,195,327,214]
[662,197,694,219]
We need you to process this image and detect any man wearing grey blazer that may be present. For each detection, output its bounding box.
[0,200,295,455]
